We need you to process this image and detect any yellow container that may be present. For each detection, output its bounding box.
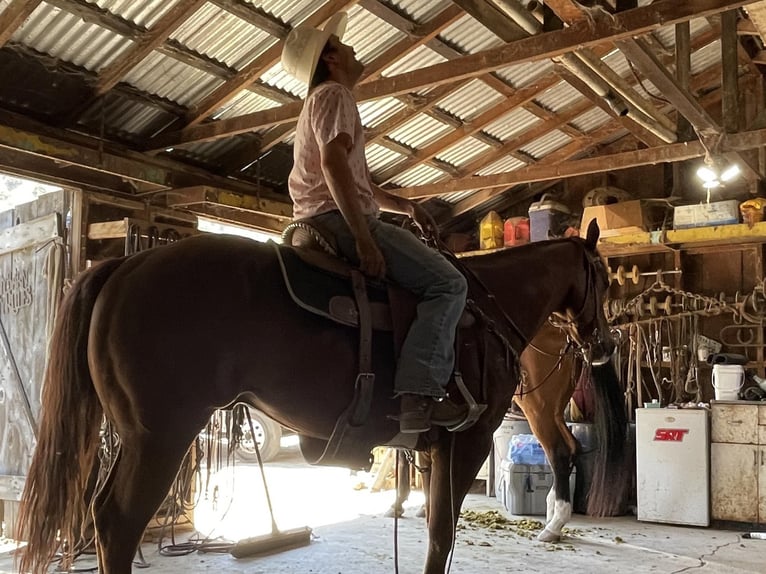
[479,211,504,250]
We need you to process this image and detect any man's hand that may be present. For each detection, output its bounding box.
[410,203,440,242]
[356,234,386,279]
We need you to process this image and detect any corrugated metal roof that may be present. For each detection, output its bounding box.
[124,52,220,106]
[213,89,282,120]
[519,130,572,160]
[436,79,505,122]
[571,107,612,133]
[437,136,493,168]
[475,155,526,177]
[495,59,556,89]
[366,142,406,173]
[380,44,446,77]
[358,96,407,128]
[390,163,448,187]
[439,13,503,54]
[13,3,128,71]
[261,61,306,98]
[78,96,173,140]
[387,113,452,149]
[344,4,405,64]
[92,0,175,28]
[484,107,541,142]
[691,39,722,75]
[652,16,712,48]
[254,0,326,27]
[390,0,452,23]
[171,3,276,70]
[534,81,586,113]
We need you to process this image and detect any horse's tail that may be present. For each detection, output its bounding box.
[586,360,631,517]
[17,257,127,574]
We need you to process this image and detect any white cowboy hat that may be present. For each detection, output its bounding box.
[281,12,348,87]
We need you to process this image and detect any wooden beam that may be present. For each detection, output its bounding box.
[675,21,695,141]
[94,0,207,98]
[208,0,290,39]
[0,110,280,198]
[165,186,293,220]
[451,0,530,40]
[373,75,569,184]
[544,0,593,24]
[722,9,741,132]
[737,17,759,34]
[392,127,766,200]
[0,0,42,47]
[616,38,719,132]
[359,4,464,84]
[151,0,755,149]
[554,65,668,147]
[449,122,627,217]
[184,0,357,128]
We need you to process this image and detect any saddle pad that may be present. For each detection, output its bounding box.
[275,244,389,327]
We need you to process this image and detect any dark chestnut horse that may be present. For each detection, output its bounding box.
[17,221,614,574]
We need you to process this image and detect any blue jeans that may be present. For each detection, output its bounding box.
[311,211,468,397]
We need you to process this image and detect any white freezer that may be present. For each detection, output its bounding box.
[636,408,710,526]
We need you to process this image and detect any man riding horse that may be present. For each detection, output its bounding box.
[281,13,470,433]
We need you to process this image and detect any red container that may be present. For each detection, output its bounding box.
[504,217,530,247]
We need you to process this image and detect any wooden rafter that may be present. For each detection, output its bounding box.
[93,0,206,98]
[449,122,628,218]
[207,0,290,39]
[616,36,762,181]
[0,0,42,47]
[149,0,754,150]
[373,74,570,184]
[392,127,766,200]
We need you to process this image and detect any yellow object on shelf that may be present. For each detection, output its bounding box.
[740,198,766,228]
[479,211,503,250]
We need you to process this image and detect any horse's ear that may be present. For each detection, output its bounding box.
[584,219,600,250]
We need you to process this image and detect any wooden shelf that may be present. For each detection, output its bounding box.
[598,221,766,256]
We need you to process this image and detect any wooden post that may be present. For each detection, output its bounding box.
[675,21,694,142]
[721,9,740,133]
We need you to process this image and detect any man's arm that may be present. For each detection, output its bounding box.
[370,181,440,241]
[320,134,386,278]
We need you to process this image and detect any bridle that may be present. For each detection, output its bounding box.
[549,249,612,366]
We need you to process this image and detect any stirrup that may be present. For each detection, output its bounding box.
[447,372,487,432]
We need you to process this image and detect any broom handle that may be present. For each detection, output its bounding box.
[246,408,281,534]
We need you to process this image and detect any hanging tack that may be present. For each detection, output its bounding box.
[611,264,640,285]
[647,295,673,316]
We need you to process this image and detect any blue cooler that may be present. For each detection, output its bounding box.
[528,196,570,242]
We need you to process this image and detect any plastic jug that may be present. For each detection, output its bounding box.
[504,217,530,247]
[479,211,503,250]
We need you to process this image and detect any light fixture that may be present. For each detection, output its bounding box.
[695,157,741,198]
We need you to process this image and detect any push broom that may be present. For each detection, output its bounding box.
[229,410,312,559]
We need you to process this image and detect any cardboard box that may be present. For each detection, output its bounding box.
[581,200,646,237]
[672,199,740,229]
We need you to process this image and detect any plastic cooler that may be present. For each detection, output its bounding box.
[528,196,570,242]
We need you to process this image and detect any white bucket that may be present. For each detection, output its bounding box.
[712,364,744,400]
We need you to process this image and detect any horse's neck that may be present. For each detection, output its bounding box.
[461,242,580,343]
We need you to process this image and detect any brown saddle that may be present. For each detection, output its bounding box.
[277,219,484,470]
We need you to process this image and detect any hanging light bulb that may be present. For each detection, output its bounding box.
[696,165,718,182]
[720,164,741,182]
[702,179,721,189]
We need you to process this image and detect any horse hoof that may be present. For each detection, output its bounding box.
[537,529,560,543]
[384,507,404,518]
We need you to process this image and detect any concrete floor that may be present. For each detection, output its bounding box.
[1,441,764,573]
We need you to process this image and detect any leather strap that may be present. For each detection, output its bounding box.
[350,270,375,425]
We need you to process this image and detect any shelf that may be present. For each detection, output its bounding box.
[598,221,766,256]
